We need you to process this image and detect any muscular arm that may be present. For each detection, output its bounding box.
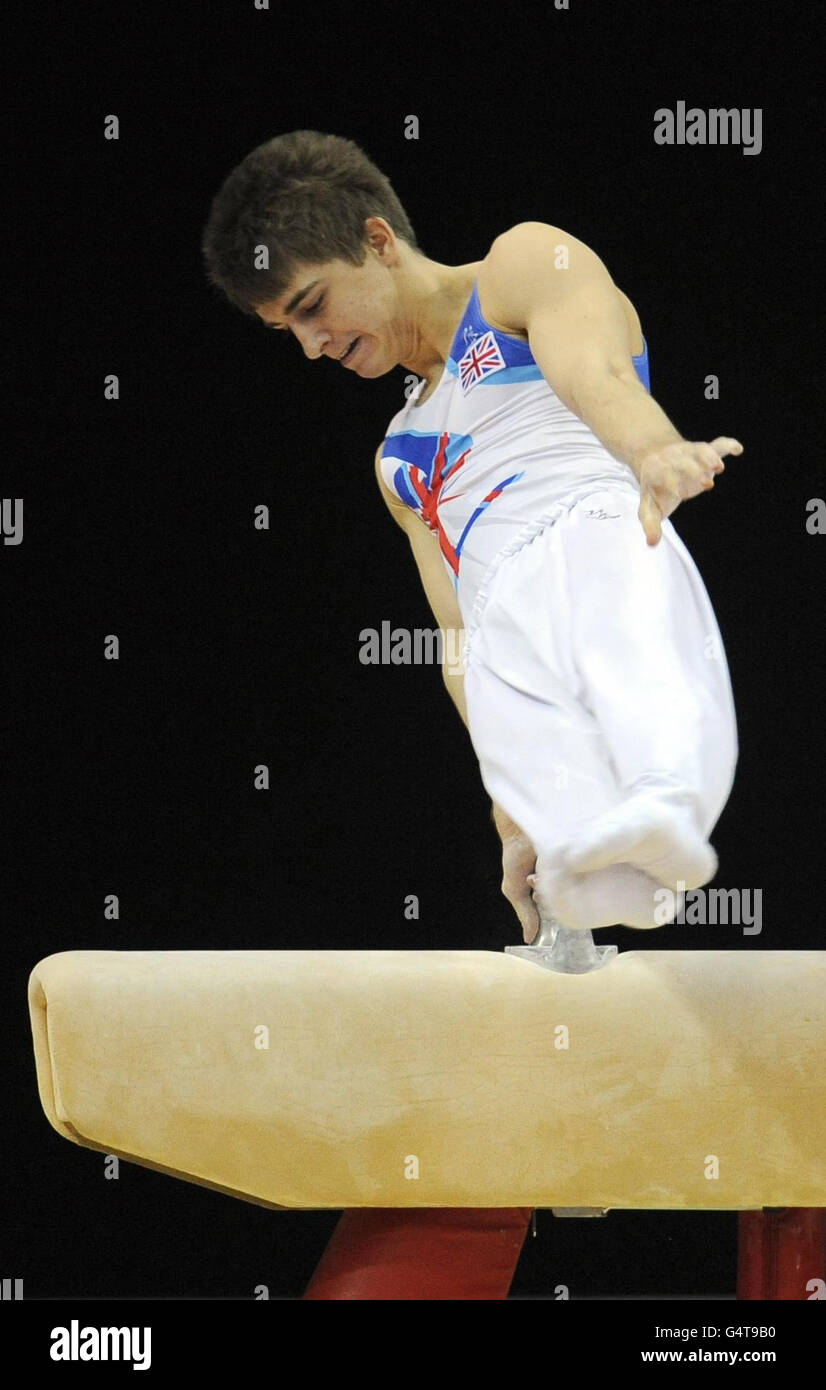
[374,445,522,839]
[485,222,684,475]
[484,222,742,543]
[374,445,539,937]
[373,445,469,726]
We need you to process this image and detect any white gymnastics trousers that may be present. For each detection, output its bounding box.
[462,486,739,931]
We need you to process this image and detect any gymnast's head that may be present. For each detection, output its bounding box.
[201,129,435,377]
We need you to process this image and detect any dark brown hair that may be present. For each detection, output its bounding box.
[201,129,421,316]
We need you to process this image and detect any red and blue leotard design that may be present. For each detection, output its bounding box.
[386,428,525,580]
[380,279,650,623]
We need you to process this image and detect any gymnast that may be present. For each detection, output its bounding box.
[201,129,742,944]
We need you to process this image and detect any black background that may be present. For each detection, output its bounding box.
[4,0,824,1308]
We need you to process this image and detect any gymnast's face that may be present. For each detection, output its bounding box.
[255,220,414,378]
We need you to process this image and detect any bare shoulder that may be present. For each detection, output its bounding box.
[480,221,643,351]
[486,220,602,273]
[479,221,601,330]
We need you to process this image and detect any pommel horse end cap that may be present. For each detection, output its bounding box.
[28,947,826,1216]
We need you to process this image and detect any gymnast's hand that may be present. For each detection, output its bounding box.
[500,832,541,944]
[634,436,744,546]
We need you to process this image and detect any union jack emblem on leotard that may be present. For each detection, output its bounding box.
[458,330,506,394]
[383,429,525,589]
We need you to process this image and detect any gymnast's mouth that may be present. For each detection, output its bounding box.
[339,336,361,364]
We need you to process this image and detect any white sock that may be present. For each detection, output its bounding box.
[560,794,717,890]
[529,859,682,930]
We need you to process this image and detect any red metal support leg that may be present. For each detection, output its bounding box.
[303,1207,534,1300]
[737,1208,826,1300]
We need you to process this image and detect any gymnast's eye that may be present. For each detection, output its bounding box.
[265,295,323,332]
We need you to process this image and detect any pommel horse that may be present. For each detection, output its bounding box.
[28,924,826,1299]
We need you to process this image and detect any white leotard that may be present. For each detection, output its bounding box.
[379,279,650,625]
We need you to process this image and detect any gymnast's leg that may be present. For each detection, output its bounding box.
[555,489,738,893]
[463,490,737,932]
[463,526,672,931]
[466,652,674,932]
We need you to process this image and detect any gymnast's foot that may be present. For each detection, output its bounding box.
[528,861,682,931]
[559,793,718,891]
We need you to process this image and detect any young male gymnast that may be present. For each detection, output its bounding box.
[202,130,742,944]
